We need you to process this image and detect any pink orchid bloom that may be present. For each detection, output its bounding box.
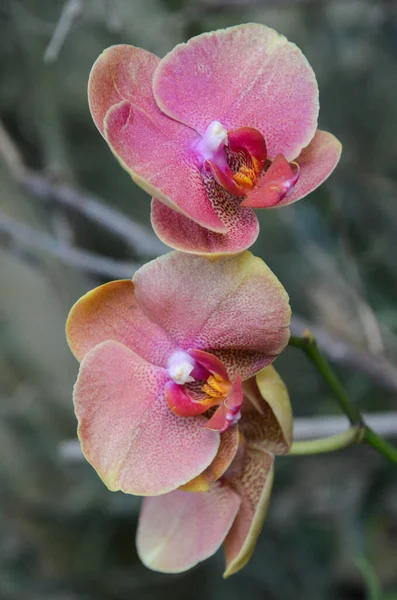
[88,23,342,256]
[137,365,293,577]
[66,251,290,498]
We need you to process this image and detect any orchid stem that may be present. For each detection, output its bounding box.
[288,334,397,465]
[289,426,363,455]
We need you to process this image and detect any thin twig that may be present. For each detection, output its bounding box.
[44,0,82,63]
[291,315,397,395]
[0,212,138,279]
[293,412,397,440]
[21,172,167,256]
[0,120,167,257]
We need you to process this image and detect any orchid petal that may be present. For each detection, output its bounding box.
[74,340,220,496]
[153,23,319,160]
[104,101,226,233]
[227,127,267,174]
[241,366,293,454]
[225,376,243,410]
[165,380,208,417]
[151,197,259,256]
[278,129,342,206]
[88,45,161,137]
[89,45,226,233]
[241,154,300,209]
[180,427,240,492]
[206,377,243,433]
[206,404,229,432]
[204,158,246,197]
[224,448,274,577]
[66,279,177,366]
[133,251,291,381]
[137,483,240,573]
[188,348,230,382]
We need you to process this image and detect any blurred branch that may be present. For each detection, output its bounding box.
[293,412,397,440]
[0,120,167,256]
[59,411,397,462]
[0,212,137,278]
[43,0,82,63]
[291,315,397,395]
[187,0,351,13]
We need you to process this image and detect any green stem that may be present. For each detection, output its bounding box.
[289,426,363,456]
[288,334,397,465]
[363,427,397,464]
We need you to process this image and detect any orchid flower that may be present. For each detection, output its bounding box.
[66,251,290,497]
[88,23,341,256]
[137,364,293,577]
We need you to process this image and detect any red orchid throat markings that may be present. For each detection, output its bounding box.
[196,121,300,208]
[165,348,243,433]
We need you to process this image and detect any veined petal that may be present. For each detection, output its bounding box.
[151,196,259,257]
[74,340,220,496]
[89,45,226,233]
[137,483,240,573]
[66,280,177,366]
[153,23,319,161]
[223,448,274,577]
[277,129,342,206]
[133,251,291,381]
[180,427,240,492]
[241,365,293,454]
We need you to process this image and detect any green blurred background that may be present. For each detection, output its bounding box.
[1,0,397,598]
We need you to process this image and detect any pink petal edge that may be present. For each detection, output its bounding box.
[153,23,319,160]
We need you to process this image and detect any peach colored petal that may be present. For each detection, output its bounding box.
[137,483,240,573]
[241,365,293,454]
[180,426,240,492]
[224,448,274,577]
[151,197,259,256]
[154,23,319,161]
[74,340,220,496]
[278,129,342,206]
[133,251,291,381]
[66,280,177,366]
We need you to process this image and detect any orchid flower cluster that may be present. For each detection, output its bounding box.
[67,24,341,576]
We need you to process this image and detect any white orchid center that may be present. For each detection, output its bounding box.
[195,120,228,160]
[167,351,196,385]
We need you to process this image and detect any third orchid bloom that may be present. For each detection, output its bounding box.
[89,23,341,256]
